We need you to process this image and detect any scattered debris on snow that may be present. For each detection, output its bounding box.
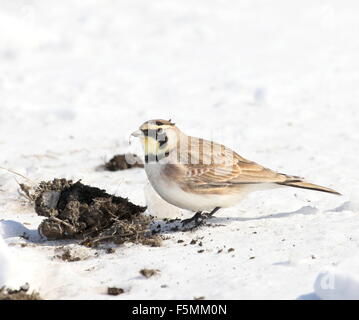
[54,247,83,262]
[0,283,42,300]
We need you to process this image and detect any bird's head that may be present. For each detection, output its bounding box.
[131,119,180,158]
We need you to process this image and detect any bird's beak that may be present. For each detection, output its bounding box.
[131,129,143,138]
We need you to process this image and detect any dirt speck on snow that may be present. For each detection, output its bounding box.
[54,247,82,262]
[140,268,159,278]
[107,287,125,296]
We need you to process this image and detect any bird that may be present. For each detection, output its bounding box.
[131,119,341,228]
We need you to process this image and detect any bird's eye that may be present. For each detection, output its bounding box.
[157,128,164,135]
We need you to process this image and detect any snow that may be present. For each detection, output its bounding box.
[0,223,40,289]
[0,233,10,287]
[0,0,359,299]
[314,257,359,300]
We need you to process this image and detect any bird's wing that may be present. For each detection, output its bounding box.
[170,136,340,196]
[178,137,290,186]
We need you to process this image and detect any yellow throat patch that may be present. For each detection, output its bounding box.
[143,136,160,154]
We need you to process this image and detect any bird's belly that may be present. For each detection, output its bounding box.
[145,163,250,211]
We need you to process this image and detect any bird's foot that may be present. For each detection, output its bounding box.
[181,211,214,231]
[180,207,221,231]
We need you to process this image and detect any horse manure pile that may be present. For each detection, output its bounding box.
[26,179,161,247]
[104,154,144,171]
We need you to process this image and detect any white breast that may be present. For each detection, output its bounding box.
[144,162,255,212]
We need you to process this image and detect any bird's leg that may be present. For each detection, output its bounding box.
[181,211,203,227]
[181,207,221,229]
[203,206,221,218]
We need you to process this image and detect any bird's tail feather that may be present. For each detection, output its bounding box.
[277,180,341,195]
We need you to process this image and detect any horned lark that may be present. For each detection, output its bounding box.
[131,119,340,227]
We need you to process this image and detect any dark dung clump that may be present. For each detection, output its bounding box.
[34,179,161,247]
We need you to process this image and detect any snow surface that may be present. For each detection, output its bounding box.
[314,257,359,300]
[0,233,10,287]
[0,0,359,299]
